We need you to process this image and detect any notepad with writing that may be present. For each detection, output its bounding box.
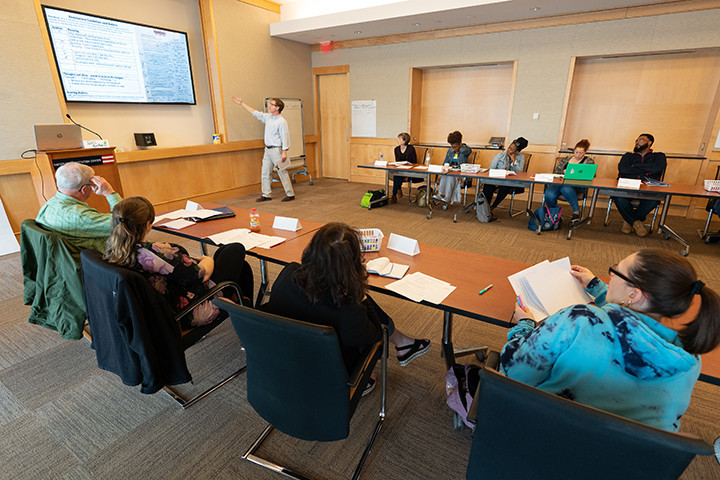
[508,257,591,321]
[366,257,409,279]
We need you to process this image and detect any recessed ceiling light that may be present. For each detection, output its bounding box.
[354,31,362,34]
[413,23,421,27]
[531,7,540,12]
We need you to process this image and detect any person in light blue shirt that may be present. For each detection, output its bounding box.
[501,248,720,432]
[233,96,295,202]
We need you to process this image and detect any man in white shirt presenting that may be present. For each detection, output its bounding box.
[233,96,295,202]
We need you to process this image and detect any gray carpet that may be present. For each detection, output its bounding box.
[1,178,719,479]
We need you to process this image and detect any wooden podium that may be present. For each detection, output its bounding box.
[34,147,124,213]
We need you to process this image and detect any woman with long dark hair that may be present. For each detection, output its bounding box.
[502,249,720,431]
[267,222,430,392]
[104,196,254,328]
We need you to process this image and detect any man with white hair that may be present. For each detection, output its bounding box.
[35,162,122,251]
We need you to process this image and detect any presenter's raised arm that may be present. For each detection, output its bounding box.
[232,95,256,115]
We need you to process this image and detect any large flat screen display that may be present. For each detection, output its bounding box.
[42,6,196,104]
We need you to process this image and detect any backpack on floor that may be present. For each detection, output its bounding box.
[445,363,481,429]
[528,205,562,232]
[476,195,492,223]
[415,185,432,208]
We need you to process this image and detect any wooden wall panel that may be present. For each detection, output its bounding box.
[417,63,514,145]
[563,50,720,155]
[0,172,41,236]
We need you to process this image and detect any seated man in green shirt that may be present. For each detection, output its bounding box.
[36,162,122,252]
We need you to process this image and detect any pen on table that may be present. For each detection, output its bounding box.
[478,284,493,295]
[516,296,526,312]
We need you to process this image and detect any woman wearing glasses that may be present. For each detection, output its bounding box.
[501,249,720,431]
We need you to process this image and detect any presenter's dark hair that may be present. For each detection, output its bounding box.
[447,131,463,145]
[272,98,285,113]
[398,132,411,145]
[627,248,720,355]
[104,197,155,267]
[296,222,368,306]
[575,139,591,151]
[640,133,655,145]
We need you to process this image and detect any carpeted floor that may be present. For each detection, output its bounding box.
[2,178,720,479]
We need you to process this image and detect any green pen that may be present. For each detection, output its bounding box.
[478,284,493,295]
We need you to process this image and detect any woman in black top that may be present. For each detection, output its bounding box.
[267,223,431,377]
[390,132,421,203]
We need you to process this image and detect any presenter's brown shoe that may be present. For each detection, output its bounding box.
[256,196,271,202]
[633,220,649,237]
[281,195,295,202]
[621,221,633,234]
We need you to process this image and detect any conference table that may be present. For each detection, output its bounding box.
[358,162,720,255]
[153,202,720,385]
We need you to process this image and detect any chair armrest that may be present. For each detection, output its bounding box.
[175,281,242,323]
[467,350,501,424]
[347,325,387,389]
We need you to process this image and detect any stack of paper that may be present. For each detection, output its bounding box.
[508,257,591,321]
[385,272,456,304]
[206,228,286,250]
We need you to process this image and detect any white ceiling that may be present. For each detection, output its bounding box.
[269,0,680,44]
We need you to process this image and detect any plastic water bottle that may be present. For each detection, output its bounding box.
[380,153,384,162]
[425,149,431,165]
[250,208,260,232]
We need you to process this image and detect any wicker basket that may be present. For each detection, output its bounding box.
[704,180,720,192]
[358,228,384,252]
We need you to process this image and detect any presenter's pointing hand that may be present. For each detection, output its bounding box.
[232,96,243,105]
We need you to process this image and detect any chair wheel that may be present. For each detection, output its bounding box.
[427,213,432,219]
[663,234,670,240]
[453,214,457,223]
[680,250,688,257]
[442,204,448,211]
[453,413,464,430]
[309,181,314,185]
[475,350,486,362]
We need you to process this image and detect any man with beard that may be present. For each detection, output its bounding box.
[612,133,667,237]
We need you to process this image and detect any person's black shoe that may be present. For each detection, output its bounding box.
[281,195,295,202]
[396,339,431,367]
[570,213,580,225]
[256,196,271,202]
[362,374,376,396]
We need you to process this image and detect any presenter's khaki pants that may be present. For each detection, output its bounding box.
[261,148,295,198]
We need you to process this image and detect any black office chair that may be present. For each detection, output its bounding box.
[81,249,245,409]
[214,298,387,480]
[700,165,720,242]
[466,362,713,480]
[20,219,87,340]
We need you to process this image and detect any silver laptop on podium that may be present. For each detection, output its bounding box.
[34,124,83,150]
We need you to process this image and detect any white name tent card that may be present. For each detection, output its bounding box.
[534,173,555,183]
[386,233,420,256]
[272,216,302,231]
[489,169,507,178]
[617,178,642,189]
[374,160,387,167]
[186,200,202,211]
[427,164,443,173]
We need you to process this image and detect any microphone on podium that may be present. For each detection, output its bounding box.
[66,113,103,140]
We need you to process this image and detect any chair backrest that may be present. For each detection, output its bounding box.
[80,249,191,394]
[522,152,532,172]
[467,368,712,480]
[215,298,354,442]
[20,219,86,340]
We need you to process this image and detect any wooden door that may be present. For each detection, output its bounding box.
[318,72,350,179]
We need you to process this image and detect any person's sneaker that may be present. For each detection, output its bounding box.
[621,221,633,234]
[570,212,580,224]
[396,339,431,367]
[389,195,397,204]
[362,374,376,397]
[281,195,295,202]
[633,220,649,237]
[432,194,443,202]
[397,189,404,199]
[256,196,271,202]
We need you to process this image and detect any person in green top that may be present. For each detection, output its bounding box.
[35,161,122,252]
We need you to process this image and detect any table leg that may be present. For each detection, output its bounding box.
[657,194,690,256]
[427,173,434,219]
[442,311,455,370]
[255,259,269,307]
[566,188,599,239]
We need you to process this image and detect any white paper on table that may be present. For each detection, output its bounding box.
[508,260,550,320]
[385,272,456,304]
[489,169,506,178]
[184,209,220,219]
[523,257,591,317]
[272,216,302,231]
[413,166,428,170]
[617,178,642,189]
[253,234,286,249]
[366,257,409,279]
[374,160,388,167]
[534,173,555,183]
[162,218,195,230]
[153,209,189,224]
[186,200,202,211]
[207,228,264,249]
[388,161,410,166]
[387,233,420,256]
[427,164,443,173]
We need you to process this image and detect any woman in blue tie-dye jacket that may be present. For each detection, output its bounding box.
[502,249,720,431]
